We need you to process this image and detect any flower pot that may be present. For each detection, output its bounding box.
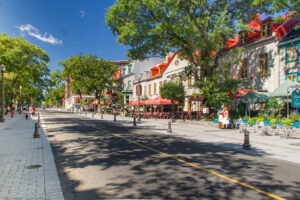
[292,122,300,128]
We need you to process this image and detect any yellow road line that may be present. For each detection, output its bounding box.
[107,131,285,200]
[81,120,285,200]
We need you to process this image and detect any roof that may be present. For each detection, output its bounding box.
[224,13,300,51]
[279,28,300,43]
[148,52,177,78]
[228,88,255,98]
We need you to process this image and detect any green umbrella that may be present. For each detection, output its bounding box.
[240,91,270,104]
[270,80,300,97]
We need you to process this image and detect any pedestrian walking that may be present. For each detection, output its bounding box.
[223,106,230,129]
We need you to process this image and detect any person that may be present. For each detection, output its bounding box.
[223,107,230,129]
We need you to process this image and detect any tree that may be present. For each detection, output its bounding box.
[60,54,118,110]
[0,33,50,106]
[106,0,257,109]
[160,81,185,118]
[44,70,65,107]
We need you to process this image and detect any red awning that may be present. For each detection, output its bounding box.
[188,96,205,101]
[228,88,255,98]
[145,96,179,105]
[128,100,144,106]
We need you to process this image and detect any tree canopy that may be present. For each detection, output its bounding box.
[60,54,118,103]
[0,33,50,105]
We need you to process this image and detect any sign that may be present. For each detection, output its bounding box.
[292,88,300,108]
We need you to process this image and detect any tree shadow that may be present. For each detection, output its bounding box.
[43,111,300,200]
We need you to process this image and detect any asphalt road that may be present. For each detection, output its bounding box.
[42,110,300,200]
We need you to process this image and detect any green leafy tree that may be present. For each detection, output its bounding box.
[44,70,65,107]
[160,81,184,118]
[60,54,118,111]
[106,0,255,110]
[0,33,50,106]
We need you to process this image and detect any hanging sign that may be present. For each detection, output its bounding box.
[292,88,300,108]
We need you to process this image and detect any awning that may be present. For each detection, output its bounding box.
[188,96,205,101]
[270,80,300,97]
[128,100,144,106]
[228,88,255,98]
[145,96,179,105]
[240,91,269,104]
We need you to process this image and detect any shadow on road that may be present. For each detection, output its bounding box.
[43,111,300,200]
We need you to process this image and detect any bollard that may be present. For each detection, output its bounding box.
[33,122,40,138]
[92,112,94,118]
[242,129,251,150]
[38,113,40,124]
[133,116,137,126]
[167,121,172,133]
[101,112,103,119]
[25,113,28,120]
[113,113,116,122]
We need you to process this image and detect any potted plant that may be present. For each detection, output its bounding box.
[290,113,300,128]
[280,117,293,138]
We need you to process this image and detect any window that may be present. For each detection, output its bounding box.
[136,85,142,96]
[259,54,268,76]
[122,67,126,75]
[154,83,157,94]
[239,32,247,45]
[187,76,192,87]
[159,81,162,88]
[128,64,132,73]
[178,75,182,83]
[164,80,167,85]
[240,59,247,78]
[286,72,298,82]
[127,80,131,90]
[286,44,299,62]
[261,22,271,37]
[148,85,151,96]
[144,86,147,96]
[224,64,231,77]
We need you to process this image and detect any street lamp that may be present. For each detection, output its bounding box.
[137,78,141,121]
[1,64,5,122]
[19,85,22,114]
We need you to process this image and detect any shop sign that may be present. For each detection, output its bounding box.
[292,88,300,108]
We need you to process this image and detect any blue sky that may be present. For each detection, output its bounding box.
[0,0,128,72]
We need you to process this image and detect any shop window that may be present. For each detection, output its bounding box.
[286,72,298,82]
[286,44,299,62]
[259,53,268,76]
[239,32,247,45]
[154,83,157,94]
[261,22,271,37]
[240,59,247,78]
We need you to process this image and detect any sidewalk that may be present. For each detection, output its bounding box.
[0,114,64,200]
[68,110,300,164]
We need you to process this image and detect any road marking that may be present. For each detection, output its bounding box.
[101,130,285,200]
[72,116,285,200]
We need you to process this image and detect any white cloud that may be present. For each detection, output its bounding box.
[16,24,63,45]
[80,10,87,18]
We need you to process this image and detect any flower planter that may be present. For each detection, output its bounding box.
[213,120,218,123]
[292,122,300,128]
[264,121,270,126]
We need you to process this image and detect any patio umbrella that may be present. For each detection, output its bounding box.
[240,91,269,104]
[270,80,300,97]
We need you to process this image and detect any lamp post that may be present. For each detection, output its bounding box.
[1,64,5,122]
[137,78,141,121]
[19,85,22,114]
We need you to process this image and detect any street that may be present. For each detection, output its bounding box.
[42,110,300,200]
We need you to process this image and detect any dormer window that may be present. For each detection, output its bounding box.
[261,22,271,37]
[239,32,247,45]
